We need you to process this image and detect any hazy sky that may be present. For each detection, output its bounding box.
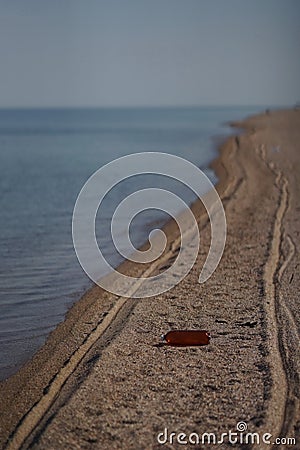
[0,0,299,107]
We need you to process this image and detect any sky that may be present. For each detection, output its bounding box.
[0,0,299,107]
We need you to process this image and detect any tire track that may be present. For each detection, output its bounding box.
[255,144,289,446]
[277,235,299,347]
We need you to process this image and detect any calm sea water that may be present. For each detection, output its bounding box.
[0,106,263,380]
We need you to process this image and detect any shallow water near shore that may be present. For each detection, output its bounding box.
[0,106,264,380]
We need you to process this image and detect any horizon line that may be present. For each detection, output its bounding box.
[0,103,287,111]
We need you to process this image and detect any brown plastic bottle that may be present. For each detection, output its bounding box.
[163,330,210,346]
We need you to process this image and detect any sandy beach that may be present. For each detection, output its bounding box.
[0,109,299,449]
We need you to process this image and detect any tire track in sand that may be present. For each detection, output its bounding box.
[255,143,289,447]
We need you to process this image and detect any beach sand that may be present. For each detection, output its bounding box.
[0,109,299,449]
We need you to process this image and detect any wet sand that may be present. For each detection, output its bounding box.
[0,109,299,449]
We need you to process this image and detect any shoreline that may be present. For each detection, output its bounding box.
[0,106,246,384]
[0,112,248,446]
[1,108,299,449]
[0,114,237,382]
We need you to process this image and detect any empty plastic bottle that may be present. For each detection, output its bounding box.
[162,330,210,346]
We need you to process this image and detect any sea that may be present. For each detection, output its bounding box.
[0,106,264,380]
